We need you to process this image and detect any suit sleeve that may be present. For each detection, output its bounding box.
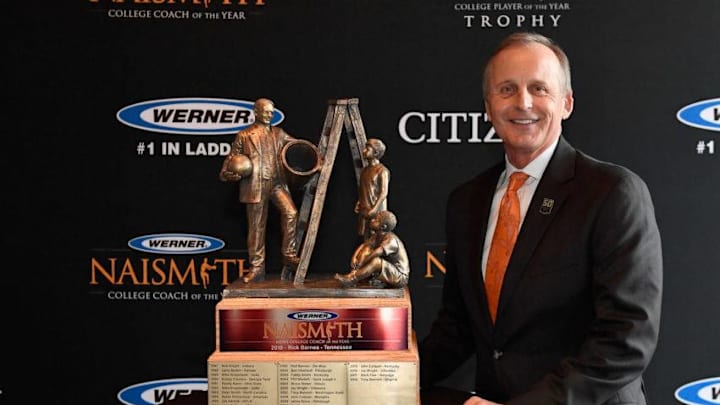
[510,171,663,404]
[279,127,295,144]
[419,191,479,389]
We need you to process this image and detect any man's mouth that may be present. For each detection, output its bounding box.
[510,118,538,125]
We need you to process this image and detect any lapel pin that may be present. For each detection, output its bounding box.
[540,198,554,215]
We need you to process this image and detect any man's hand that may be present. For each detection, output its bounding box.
[220,171,243,182]
[463,396,503,405]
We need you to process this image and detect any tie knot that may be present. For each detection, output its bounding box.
[508,172,529,192]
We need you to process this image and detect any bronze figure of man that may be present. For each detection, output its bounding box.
[219,98,300,283]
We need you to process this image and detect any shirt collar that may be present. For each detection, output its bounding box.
[503,137,560,183]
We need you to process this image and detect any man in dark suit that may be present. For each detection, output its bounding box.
[419,32,663,404]
[219,98,301,283]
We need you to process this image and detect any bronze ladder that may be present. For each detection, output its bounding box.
[285,98,368,285]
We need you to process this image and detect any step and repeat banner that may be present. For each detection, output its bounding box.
[7,0,720,403]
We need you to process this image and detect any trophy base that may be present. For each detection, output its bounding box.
[210,284,419,403]
[208,335,419,405]
[222,274,405,299]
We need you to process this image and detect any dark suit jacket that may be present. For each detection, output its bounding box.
[419,137,663,405]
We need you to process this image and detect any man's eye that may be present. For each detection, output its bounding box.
[499,86,515,95]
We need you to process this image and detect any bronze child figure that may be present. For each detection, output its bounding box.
[335,210,409,288]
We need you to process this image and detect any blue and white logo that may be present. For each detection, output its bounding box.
[128,233,225,254]
[118,377,207,405]
[677,98,720,132]
[288,311,339,321]
[117,97,285,135]
[675,377,720,405]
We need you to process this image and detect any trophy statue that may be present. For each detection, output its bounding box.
[218,98,319,284]
[209,99,419,405]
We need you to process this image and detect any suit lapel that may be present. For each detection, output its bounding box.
[456,164,504,333]
[496,137,577,323]
[245,125,263,154]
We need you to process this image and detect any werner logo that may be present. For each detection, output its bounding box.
[677,98,720,132]
[117,97,285,135]
[675,377,720,405]
[118,378,207,405]
[128,233,225,254]
[288,311,339,321]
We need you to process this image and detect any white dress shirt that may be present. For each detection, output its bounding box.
[481,138,560,278]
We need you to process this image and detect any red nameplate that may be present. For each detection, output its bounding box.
[219,307,408,351]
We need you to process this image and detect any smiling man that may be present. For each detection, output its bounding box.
[419,32,663,405]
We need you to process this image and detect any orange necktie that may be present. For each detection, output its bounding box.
[485,171,529,323]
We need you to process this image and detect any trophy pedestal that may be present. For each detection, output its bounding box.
[207,277,419,404]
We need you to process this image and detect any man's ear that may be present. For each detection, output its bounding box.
[484,99,492,122]
[562,92,574,120]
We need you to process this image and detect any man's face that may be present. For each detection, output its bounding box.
[254,101,275,126]
[484,43,573,163]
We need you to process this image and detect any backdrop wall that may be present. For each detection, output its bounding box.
[6,1,720,403]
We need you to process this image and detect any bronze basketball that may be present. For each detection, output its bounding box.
[228,154,253,177]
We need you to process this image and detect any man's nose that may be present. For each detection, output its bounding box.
[515,88,533,109]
